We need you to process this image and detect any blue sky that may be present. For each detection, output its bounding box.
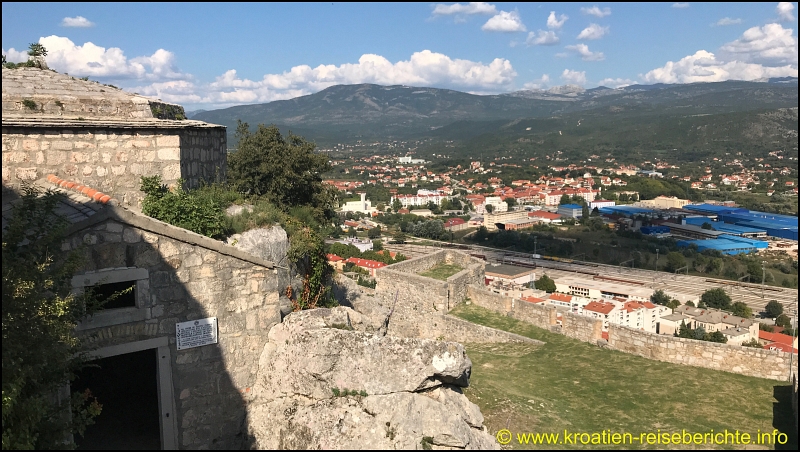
[3,2,797,110]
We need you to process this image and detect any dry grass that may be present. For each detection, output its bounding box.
[419,263,464,281]
[451,303,797,450]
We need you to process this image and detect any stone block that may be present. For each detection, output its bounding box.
[52,141,73,150]
[157,135,181,147]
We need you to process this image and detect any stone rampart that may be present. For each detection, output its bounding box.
[463,284,790,381]
[2,123,226,207]
[608,324,793,381]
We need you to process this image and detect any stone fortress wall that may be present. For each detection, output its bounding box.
[464,285,794,381]
[2,124,226,207]
[373,250,541,346]
[2,67,226,208]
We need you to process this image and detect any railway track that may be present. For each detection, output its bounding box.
[385,241,799,317]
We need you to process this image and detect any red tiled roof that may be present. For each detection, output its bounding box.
[759,331,795,347]
[521,296,546,304]
[584,301,616,315]
[45,174,116,204]
[549,293,572,302]
[327,254,344,262]
[528,211,561,220]
[763,343,798,354]
[345,257,387,269]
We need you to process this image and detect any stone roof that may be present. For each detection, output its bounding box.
[1,67,196,124]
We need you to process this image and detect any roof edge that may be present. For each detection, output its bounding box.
[65,206,275,269]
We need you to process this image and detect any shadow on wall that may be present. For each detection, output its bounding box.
[772,384,798,450]
[46,192,287,449]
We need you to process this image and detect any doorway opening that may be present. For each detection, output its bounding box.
[72,348,161,449]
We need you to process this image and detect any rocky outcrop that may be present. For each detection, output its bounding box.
[247,307,498,449]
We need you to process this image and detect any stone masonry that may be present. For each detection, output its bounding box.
[61,205,285,449]
[2,67,226,208]
[465,285,794,381]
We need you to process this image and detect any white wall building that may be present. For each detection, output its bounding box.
[341,193,377,214]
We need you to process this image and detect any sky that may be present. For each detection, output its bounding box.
[2,2,798,110]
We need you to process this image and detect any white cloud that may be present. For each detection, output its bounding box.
[714,17,743,26]
[642,50,797,83]
[718,23,798,66]
[672,3,690,8]
[61,16,95,28]
[482,10,527,32]
[565,43,605,61]
[561,69,587,85]
[522,74,550,90]
[140,50,518,108]
[577,23,609,40]
[598,77,634,88]
[546,11,568,30]
[432,2,497,16]
[526,30,559,45]
[11,36,189,82]
[581,6,611,18]
[644,23,798,84]
[2,47,29,63]
[777,2,795,22]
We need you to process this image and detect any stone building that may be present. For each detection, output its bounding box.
[2,67,226,208]
[2,175,285,449]
[1,66,284,449]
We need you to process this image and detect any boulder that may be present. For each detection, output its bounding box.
[247,307,498,450]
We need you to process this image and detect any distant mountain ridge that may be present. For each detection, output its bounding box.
[192,78,798,147]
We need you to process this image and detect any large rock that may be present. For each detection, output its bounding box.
[226,225,289,266]
[247,307,498,449]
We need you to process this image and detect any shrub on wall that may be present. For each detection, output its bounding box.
[140,175,228,239]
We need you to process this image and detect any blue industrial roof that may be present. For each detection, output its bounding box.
[719,235,769,248]
[712,223,766,234]
[599,205,655,215]
[559,204,583,209]
[684,204,747,215]
[676,238,758,254]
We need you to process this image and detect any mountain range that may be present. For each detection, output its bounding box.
[193,78,798,159]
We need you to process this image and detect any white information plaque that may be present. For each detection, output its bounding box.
[176,317,218,350]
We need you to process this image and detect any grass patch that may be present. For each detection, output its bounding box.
[450,303,797,450]
[419,263,464,281]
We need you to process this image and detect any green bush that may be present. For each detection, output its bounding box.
[140,176,228,239]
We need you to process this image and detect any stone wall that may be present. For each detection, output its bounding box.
[608,324,793,381]
[2,123,226,207]
[464,284,791,381]
[66,213,283,448]
[377,250,485,313]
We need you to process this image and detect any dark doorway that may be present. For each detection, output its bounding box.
[73,348,161,450]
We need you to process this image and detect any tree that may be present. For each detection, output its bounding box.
[228,122,333,218]
[367,226,382,240]
[666,299,680,310]
[704,331,727,343]
[775,314,792,328]
[701,222,713,230]
[665,251,686,272]
[581,204,590,220]
[534,274,557,293]
[650,289,671,306]
[391,231,407,244]
[741,338,762,348]
[685,300,695,307]
[484,204,494,214]
[591,207,600,217]
[347,226,357,238]
[27,43,47,57]
[677,320,693,338]
[505,197,517,208]
[392,198,402,212]
[699,288,731,310]
[765,300,783,318]
[2,187,102,449]
[731,301,752,319]
[559,194,571,205]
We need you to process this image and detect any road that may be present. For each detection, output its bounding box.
[385,241,799,318]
